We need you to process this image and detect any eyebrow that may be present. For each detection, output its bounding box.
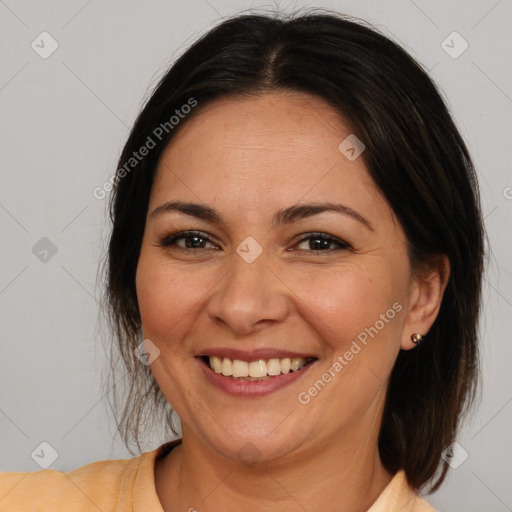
[150,200,374,231]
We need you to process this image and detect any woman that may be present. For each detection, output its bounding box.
[0,9,484,512]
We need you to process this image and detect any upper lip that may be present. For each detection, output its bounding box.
[196,347,317,362]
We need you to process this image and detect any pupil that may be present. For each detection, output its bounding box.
[311,238,329,250]
[186,236,204,248]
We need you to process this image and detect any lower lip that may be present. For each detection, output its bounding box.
[197,357,316,398]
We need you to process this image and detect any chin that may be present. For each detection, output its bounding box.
[192,414,312,467]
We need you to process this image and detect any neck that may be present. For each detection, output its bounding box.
[155,422,393,512]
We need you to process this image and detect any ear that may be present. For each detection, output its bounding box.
[400,254,450,350]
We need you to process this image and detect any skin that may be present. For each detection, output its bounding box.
[135,92,450,512]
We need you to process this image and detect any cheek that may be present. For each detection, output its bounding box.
[298,269,400,344]
[135,250,228,355]
[136,261,173,337]
[135,254,199,340]
[290,267,405,421]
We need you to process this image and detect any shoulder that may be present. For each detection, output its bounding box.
[367,470,439,512]
[0,446,163,512]
[410,495,439,512]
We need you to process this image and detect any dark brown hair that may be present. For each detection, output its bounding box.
[102,9,484,493]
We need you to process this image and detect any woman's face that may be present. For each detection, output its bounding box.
[136,92,421,464]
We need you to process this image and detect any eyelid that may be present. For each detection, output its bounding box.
[160,230,220,249]
[293,232,352,251]
[159,230,352,252]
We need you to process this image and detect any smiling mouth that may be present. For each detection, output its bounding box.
[201,355,317,381]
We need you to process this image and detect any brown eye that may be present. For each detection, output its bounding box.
[160,231,218,250]
[294,233,351,252]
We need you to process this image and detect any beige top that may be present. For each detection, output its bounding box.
[0,440,437,511]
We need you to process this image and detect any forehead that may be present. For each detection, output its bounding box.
[148,92,403,247]
[163,92,349,160]
[153,92,377,196]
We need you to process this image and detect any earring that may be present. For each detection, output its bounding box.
[411,333,423,345]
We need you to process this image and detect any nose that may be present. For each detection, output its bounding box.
[207,250,290,335]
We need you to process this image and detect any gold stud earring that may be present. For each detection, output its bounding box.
[411,333,423,345]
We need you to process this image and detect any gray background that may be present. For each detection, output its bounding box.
[0,0,511,510]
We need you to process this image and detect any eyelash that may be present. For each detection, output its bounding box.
[158,230,351,253]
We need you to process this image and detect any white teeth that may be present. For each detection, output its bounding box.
[211,356,222,373]
[207,356,311,378]
[232,359,249,377]
[249,360,267,378]
[267,358,281,376]
[221,357,233,376]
